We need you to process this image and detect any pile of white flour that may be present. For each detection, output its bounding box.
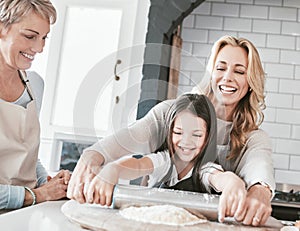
[119,204,207,226]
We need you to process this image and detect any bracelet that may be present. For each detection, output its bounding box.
[24,186,36,206]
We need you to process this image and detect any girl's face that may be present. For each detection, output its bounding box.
[211,45,249,112]
[0,12,50,70]
[172,110,207,162]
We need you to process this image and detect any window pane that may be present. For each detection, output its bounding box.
[52,6,122,131]
[60,141,93,172]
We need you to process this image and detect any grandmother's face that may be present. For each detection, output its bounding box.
[0,12,50,70]
[211,45,250,112]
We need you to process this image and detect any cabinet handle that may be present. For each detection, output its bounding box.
[114,59,121,81]
[115,96,120,104]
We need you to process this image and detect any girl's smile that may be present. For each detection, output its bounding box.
[172,110,207,163]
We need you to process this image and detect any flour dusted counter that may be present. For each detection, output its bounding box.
[0,199,283,231]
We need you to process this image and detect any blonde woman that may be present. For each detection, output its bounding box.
[68,35,274,227]
[0,0,70,211]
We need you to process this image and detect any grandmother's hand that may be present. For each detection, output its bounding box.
[34,169,71,203]
[67,151,104,203]
[234,184,272,226]
[48,169,71,184]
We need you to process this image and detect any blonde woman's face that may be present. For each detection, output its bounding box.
[172,111,207,163]
[211,45,250,111]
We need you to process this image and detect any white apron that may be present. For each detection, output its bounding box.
[0,71,40,188]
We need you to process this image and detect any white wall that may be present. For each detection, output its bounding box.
[179,0,300,185]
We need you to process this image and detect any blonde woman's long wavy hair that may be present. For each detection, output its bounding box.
[200,35,266,160]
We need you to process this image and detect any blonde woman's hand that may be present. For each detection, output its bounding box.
[234,183,272,226]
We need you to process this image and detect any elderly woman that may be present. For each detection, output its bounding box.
[67,35,274,226]
[0,0,70,211]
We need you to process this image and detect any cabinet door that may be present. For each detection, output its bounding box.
[33,0,149,170]
[38,0,140,136]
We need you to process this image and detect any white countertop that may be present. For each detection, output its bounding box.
[0,200,85,231]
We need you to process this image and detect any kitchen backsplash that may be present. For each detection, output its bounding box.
[179,0,300,185]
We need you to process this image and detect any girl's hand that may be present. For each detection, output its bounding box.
[218,172,247,222]
[86,163,119,206]
[210,171,247,223]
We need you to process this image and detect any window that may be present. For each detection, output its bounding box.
[59,141,91,172]
[49,132,97,172]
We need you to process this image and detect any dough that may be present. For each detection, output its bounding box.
[119,204,207,226]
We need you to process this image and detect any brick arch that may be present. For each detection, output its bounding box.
[137,0,205,118]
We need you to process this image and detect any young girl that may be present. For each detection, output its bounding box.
[86,94,238,206]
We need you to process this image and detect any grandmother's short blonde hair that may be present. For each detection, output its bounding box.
[0,0,56,27]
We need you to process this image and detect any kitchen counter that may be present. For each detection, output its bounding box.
[0,199,283,231]
[0,200,84,231]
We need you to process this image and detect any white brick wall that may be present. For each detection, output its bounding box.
[279,79,300,94]
[292,125,300,138]
[212,3,239,17]
[224,18,252,31]
[256,0,282,7]
[265,63,294,79]
[272,153,289,169]
[267,35,296,50]
[284,0,300,8]
[269,7,297,21]
[195,16,223,30]
[240,5,268,19]
[294,95,300,108]
[265,77,279,92]
[180,0,300,185]
[265,92,293,108]
[290,155,300,170]
[282,21,300,35]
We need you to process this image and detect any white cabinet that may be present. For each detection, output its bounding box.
[33,0,150,171]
